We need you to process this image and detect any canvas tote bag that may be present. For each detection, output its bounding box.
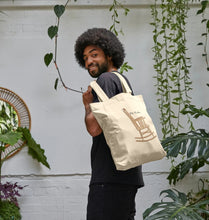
[90,72,166,171]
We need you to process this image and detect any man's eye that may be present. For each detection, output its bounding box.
[92,54,97,57]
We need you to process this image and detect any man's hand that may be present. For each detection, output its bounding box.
[82,86,102,137]
[83,86,94,107]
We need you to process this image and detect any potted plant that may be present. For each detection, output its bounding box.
[0,100,50,219]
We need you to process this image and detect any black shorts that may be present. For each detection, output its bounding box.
[87,183,138,220]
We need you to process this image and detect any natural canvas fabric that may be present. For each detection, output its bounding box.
[90,72,166,171]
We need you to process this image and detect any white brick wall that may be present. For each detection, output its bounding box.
[1,1,209,219]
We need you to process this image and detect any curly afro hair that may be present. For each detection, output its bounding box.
[74,28,125,69]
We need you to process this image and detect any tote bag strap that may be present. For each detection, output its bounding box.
[112,71,132,94]
[90,72,132,102]
[90,81,109,102]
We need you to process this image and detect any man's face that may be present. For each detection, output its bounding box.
[83,45,111,78]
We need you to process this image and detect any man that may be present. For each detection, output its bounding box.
[74,28,144,220]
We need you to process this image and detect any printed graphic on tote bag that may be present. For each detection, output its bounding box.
[123,108,156,142]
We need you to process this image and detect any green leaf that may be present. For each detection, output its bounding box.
[54,78,59,90]
[0,131,22,146]
[48,26,58,39]
[119,62,133,74]
[197,9,203,15]
[143,189,209,220]
[187,139,197,158]
[44,53,53,67]
[162,130,209,184]
[54,5,65,18]
[17,127,50,169]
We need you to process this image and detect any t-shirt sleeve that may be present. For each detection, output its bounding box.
[92,72,121,102]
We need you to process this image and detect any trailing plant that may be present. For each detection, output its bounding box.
[197,0,209,71]
[151,0,193,138]
[144,75,209,219]
[144,1,209,219]
[44,0,82,92]
[109,0,130,36]
[44,0,132,91]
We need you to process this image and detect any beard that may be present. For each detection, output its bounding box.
[88,58,109,78]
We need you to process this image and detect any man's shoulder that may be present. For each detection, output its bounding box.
[97,72,123,85]
[97,72,117,80]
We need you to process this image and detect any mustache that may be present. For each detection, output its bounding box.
[88,63,97,68]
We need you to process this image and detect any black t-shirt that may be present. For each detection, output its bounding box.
[90,72,144,188]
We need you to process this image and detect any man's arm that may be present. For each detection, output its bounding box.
[82,86,102,137]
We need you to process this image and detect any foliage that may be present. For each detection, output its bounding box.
[0,94,50,216]
[0,182,25,207]
[44,0,83,93]
[181,105,209,118]
[196,0,209,71]
[0,200,21,220]
[45,0,132,91]
[0,128,50,170]
[143,189,209,220]
[0,131,22,148]
[17,127,50,169]
[120,62,133,74]
[151,0,193,138]
[162,129,209,185]
[109,0,130,36]
[0,100,18,133]
[144,1,209,219]
[187,179,209,220]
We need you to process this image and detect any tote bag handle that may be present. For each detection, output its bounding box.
[111,71,132,94]
[90,72,132,102]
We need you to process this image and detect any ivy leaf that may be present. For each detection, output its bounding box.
[44,53,53,67]
[54,78,59,90]
[17,127,50,169]
[54,5,65,18]
[48,26,58,39]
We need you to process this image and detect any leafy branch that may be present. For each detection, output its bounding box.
[151,0,193,138]
[44,0,83,93]
[109,0,130,36]
[197,0,209,71]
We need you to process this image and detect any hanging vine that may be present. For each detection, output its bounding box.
[44,0,131,91]
[197,0,209,72]
[151,0,194,138]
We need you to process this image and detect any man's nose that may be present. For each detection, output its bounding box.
[85,57,93,68]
